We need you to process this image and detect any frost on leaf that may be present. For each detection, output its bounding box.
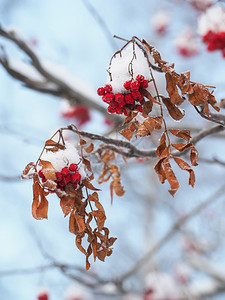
[22,128,116,270]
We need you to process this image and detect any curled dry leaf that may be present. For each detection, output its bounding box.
[165,72,184,106]
[119,122,137,141]
[162,97,184,120]
[39,160,56,181]
[173,157,195,187]
[32,174,48,220]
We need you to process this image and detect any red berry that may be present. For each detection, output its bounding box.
[64,174,71,184]
[38,293,48,300]
[55,172,62,181]
[136,74,145,82]
[73,182,78,190]
[125,93,134,104]
[115,93,125,106]
[136,105,143,112]
[131,91,143,101]
[140,80,149,89]
[107,106,116,113]
[38,170,45,179]
[59,179,66,187]
[61,167,70,177]
[123,80,132,90]
[71,172,81,183]
[97,87,105,96]
[104,84,112,92]
[130,81,140,92]
[69,163,78,172]
[102,93,114,104]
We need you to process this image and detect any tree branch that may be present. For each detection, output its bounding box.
[0,26,122,124]
[117,184,225,282]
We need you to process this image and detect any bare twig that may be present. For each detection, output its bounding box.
[81,0,117,50]
[65,124,225,158]
[117,184,225,282]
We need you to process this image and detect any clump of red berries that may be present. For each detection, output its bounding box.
[38,163,82,191]
[202,30,225,57]
[97,74,149,115]
[61,105,91,127]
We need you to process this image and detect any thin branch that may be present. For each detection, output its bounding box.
[81,0,117,50]
[0,174,21,182]
[117,184,225,282]
[65,124,225,158]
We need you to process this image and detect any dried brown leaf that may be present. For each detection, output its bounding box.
[163,158,180,196]
[85,143,94,153]
[190,145,199,166]
[39,160,56,181]
[60,196,74,217]
[169,129,191,141]
[140,88,161,105]
[162,97,184,120]
[165,72,184,105]
[83,178,101,191]
[32,175,48,220]
[173,157,195,187]
[119,122,136,141]
[172,143,192,152]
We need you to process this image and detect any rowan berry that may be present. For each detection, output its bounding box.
[97,87,105,96]
[71,172,81,183]
[140,80,149,89]
[104,84,112,92]
[131,91,143,101]
[123,80,132,90]
[55,172,62,181]
[69,163,78,172]
[61,167,70,177]
[130,81,140,92]
[125,93,134,104]
[136,105,143,112]
[136,74,145,82]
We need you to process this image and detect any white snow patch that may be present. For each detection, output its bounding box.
[107,42,151,94]
[40,142,86,179]
[198,5,225,35]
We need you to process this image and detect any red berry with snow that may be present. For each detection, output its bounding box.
[97,87,105,96]
[61,167,70,177]
[130,81,140,92]
[136,74,145,82]
[104,84,112,92]
[140,80,149,89]
[71,172,81,183]
[123,80,132,90]
[69,163,78,172]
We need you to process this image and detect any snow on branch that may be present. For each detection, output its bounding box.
[0,26,122,124]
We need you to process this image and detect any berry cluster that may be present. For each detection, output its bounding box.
[61,105,91,127]
[202,30,225,57]
[38,163,82,191]
[97,74,149,115]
